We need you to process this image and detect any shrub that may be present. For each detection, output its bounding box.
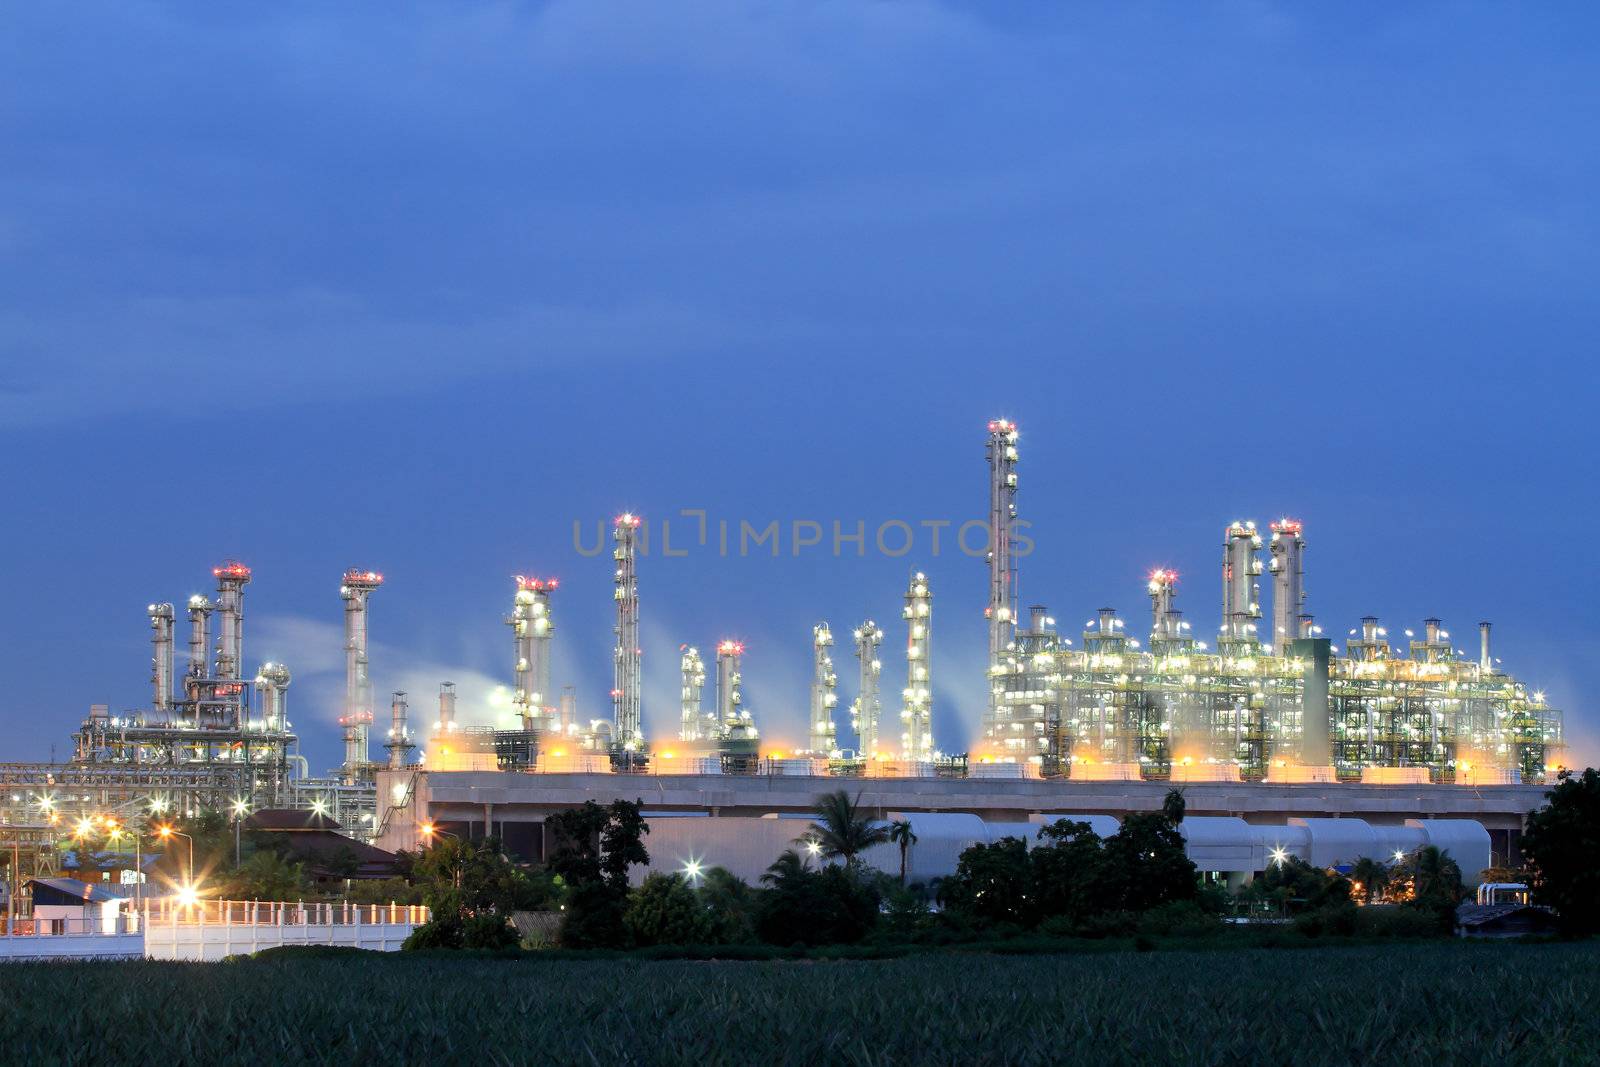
[1137,900,1225,939]
[1356,905,1446,939]
[403,916,464,951]
[461,913,521,950]
[624,874,712,947]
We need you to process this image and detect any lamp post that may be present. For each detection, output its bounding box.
[158,825,194,891]
[230,798,250,868]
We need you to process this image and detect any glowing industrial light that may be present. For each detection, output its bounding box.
[805,840,822,857]
[176,884,199,908]
[1269,847,1288,867]
[1393,850,1406,863]
[231,798,250,818]
[682,858,704,884]
[73,816,96,838]
[311,799,329,817]
[421,821,436,838]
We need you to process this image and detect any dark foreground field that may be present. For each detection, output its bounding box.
[2,941,1595,1065]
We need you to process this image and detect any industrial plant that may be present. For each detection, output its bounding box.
[0,417,1569,882]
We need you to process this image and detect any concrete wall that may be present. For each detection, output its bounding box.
[143,918,418,961]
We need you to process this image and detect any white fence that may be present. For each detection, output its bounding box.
[0,900,429,962]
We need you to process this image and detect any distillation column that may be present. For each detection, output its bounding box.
[611,515,643,751]
[808,623,838,756]
[184,595,213,715]
[386,691,414,770]
[437,681,457,734]
[340,568,384,783]
[1147,569,1185,653]
[902,572,933,762]
[149,602,175,713]
[1268,519,1306,656]
[679,645,707,742]
[212,560,251,681]
[255,663,290,730]
[714,640,754,739]
[509,576,557,731]
[984,419,1019,741]
[851,622,884,760]
[1221,521,1263,653]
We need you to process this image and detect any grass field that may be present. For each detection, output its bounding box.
[1,941,1595,1065]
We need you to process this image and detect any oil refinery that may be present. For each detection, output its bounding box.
[0,417,1569,879]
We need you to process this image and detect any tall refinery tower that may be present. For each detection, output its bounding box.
[1268,519,1307,654]
[851,621,884,760]
[808,623,838,755]
[611,514,643,751]
[1220,521,1263,653]
[509,576,557,731]
[340,568,383,783]
[902,572,933,761]
[983,420,1020,741]
[679,645,708,742]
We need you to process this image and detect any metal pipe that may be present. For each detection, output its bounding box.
[1479,621,1493,673]
[437,681,457,733]
[211,561,251,681]
[340,568,383,782]
[679,646,706,742]
[984,419,1019,741]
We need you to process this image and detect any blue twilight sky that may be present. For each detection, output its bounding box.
[2,2,1597,771]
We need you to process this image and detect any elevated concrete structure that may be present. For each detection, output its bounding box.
[376,769,1545,878]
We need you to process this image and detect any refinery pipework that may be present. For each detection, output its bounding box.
[901,572,933,762]
[611,514,643,751]
[808,623,839,756]
[851,622,884,760]
[1221,521,1264,653]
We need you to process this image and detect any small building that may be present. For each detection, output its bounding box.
[1456,902,1559,939]
[245,809,401,881]
[28,878,131,934]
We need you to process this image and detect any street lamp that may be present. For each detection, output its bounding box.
[157,825,194,890]
[230,798,250,868]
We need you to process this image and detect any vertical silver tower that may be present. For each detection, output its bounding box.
[1268,519,1306,656]
[255,663,290,730]
[340,568,383,782]
[808,623,838,756]
[679,645,706,742]
[437,681,457,734]
[851,621,884,759]
[901,572,933,761]
[211,560,251,681]
[1147,569,1184,651]
[1221,521,1263,652]
[714,640,753,739]
[984,419,1019,737]
[185,595,213,687]
[148,602,175,713]
[611,514,643,750]
[509,576,556,731]
[386,691,414,770]
[1479,622,1494,674]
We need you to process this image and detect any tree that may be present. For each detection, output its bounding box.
[546,799,652,949]
[624,873,712,946]
[1522,768,1600,936]
[1030,819,1106,926]
[888,819,918,885]
[800,791,889,865]
[937,837,1035,928]
[755,854,879,946]
[1162,788,1187,824]
[1349,857,1390,905]
[698,867,758,944]
[221,850,307,901]
[1401,845,1463,932]
[1097,812,1198,913]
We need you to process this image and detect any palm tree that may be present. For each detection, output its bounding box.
[799,790,889,865]
[1350,856,1390,904]
[1410,845,1464,906]
[888,819,918,884]
[761,849,810,891]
